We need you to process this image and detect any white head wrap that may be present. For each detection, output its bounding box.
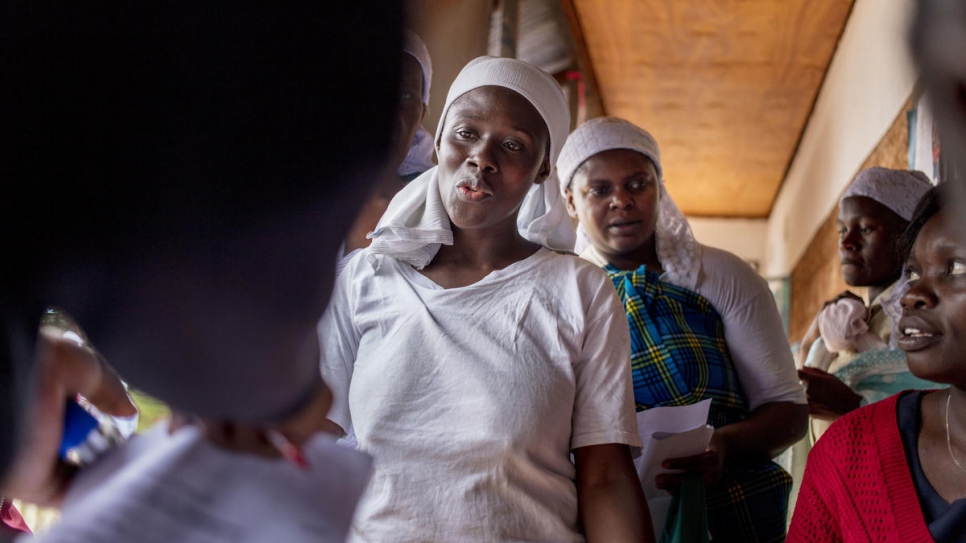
[556,117,701,290]
[402,29,432,105]
[839,167,933,222]
[368,56,575,268]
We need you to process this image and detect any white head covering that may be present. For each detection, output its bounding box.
[839,167,933,222]
[556,117,701,290]
[402,29,432,105]
[367,56,575,269]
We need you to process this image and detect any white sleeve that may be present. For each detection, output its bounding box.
[696,248,806,410]
[317,258,363,434]
[570,266,643,451]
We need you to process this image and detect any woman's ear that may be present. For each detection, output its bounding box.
[564,187,579,219]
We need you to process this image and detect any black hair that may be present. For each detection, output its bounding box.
[899,184,948,264]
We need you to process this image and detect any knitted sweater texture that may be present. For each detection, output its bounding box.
[787,393,934,542]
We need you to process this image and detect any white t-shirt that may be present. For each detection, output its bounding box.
[690,246,806,410]
[319,247,641,542]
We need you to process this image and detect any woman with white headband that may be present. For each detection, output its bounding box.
[798,167,935,442]
[557,117,807,542]
[320,58,651,542]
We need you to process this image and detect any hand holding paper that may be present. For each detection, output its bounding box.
[632,399,714,499]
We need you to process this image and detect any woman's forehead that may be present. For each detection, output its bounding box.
[447,86,548,137]
[838,195,903,225]
[577,149,656,178]
[914,210,965,255]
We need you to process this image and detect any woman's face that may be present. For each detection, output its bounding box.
[565,148,660,260]
[436,85,550,233]
[898,209,966,388]
[388,54,428,170]
[837,196,907,288]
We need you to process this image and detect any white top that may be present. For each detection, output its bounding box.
[690,246,806,410]
[319,248,641,542]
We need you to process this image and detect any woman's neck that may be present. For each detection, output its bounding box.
[605,237,663,274]
[420,221,539,289]
[868,279,898,304]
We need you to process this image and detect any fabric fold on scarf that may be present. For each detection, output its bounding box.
[367,168,452,269]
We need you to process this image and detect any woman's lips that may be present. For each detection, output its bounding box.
[607,220,642,236]
[897,316,942,352]
[457,184,491,202]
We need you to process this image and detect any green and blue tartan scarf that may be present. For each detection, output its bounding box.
[606,264,792,543]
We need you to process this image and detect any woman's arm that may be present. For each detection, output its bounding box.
[798,313,822,369]
[574,443,654,543]
[657,401,808,490]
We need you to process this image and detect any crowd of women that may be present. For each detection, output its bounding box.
[313,27,964,542]
[3,2,966,542]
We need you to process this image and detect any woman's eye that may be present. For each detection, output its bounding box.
[588,187,609,197]
[455,129,473,139]
[628,178,650,191]
[951,261,966,276]
[504,141,522,151]
[907,269,921,281]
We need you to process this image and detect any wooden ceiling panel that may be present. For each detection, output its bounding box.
[572,0,855,217]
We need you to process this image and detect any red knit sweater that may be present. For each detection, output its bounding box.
[787,393,935,542]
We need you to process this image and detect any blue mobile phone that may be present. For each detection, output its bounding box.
[60,400,125,466]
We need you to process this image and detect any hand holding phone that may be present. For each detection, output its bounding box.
[1,325,136,506]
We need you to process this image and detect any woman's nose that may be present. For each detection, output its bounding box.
[609,188,634,209]
[467,140,498,172]
[840,229,860,251]
[901,277,938,310]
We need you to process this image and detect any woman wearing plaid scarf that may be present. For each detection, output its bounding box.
[558,117,808,543]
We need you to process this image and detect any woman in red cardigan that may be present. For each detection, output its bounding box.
[788,184,966,542]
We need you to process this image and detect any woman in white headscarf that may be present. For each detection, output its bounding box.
[557,117,807,543]
[320,58,651,543]
[797,167,935,440]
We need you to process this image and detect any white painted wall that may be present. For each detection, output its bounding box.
[689,217,768,271]
[763,0,917,278]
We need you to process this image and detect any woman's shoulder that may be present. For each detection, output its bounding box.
[692,245,770,313]
[698,245,764,285]
[542,248,609,278]
[815,394,903,457]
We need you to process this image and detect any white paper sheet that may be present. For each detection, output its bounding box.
[632,400,714,539]
[633,399,714,499]
[33,423,372,543]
